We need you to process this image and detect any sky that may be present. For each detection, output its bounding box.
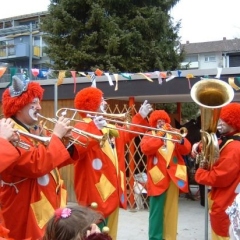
[0,0,240,44]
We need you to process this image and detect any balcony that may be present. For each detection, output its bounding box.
[0,43,41,60]
[180,61,199,69]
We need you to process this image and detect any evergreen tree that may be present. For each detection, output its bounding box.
[41,0,183,72]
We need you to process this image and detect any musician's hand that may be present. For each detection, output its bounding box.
[93,116,107,130]
[199,159,209,170]
[53,116,73,139]
[0,118,16,141]
[139,100,153,118]
[157,123,171,137]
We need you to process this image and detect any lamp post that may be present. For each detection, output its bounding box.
[28,23,33,80]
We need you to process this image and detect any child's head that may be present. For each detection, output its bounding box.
[43,204,107,240]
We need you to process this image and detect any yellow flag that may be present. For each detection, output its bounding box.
[57,70,66,86]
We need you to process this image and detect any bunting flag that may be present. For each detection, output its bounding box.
[78,72,87,77]
[31,68,39,78]
[0,67,7,78]
[177,70,182,77]
[95,68,103,76]
[215,67,222,79]
[91,73,96,87]
[104,72,114,86]
[70,71,77,93]
[136,73,153,82]
[113,74,119,91]
[57,70,66,86]
[228,77,240,90]
[165,75,176,82]
[186,74,195,89]
[121,73,132,80]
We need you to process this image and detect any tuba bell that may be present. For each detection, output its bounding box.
[190,79,234,169]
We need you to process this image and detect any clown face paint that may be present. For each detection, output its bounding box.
[98,97,107,113]
[156,119,166,129]
[29,98,41,121]
[16,97,42,126]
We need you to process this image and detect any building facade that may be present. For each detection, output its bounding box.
[181,38,240,70]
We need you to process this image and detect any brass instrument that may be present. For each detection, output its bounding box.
[12,130,51,150]
[57,108,131,123]
[190,79,234,169]
[37,114,107,148]
[56,108,188,143]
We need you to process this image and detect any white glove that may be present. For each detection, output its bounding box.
[139,100,153,118]
[93,115,107,130]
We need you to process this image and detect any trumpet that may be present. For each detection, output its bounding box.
[11,130,51,150]
[37,114,107,148]
[56,108,187,143]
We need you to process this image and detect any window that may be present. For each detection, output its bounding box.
[204,56,216,62]
[184,55,198,62]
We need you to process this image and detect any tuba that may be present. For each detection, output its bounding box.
[190,79,234,169]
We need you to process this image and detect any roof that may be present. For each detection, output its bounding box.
[0,11,48,22]
[181,38,240,54]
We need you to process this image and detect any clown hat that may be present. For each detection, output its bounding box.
[220,102,240,131]
[149,110,170,127]
[74,87,103,117]
[2,75,44,118]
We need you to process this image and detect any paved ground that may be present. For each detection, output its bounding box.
[117,187,211,240]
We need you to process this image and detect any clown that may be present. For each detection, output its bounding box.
[0,76,79,239]
[72,87,152,240]
[140,110,191,240]
[196,102,240,239]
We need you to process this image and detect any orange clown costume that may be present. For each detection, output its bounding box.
[72,87,150,240]
[140,110,191,240]
[0,132,21,239]
[0,77,79,240]
[195,103,240,239]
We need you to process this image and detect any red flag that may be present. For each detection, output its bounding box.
[71,71,77,93]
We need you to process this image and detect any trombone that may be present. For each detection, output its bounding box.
[56,108,188,143]
[37,114,107,148]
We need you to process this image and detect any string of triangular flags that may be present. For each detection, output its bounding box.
[0,66,240,92]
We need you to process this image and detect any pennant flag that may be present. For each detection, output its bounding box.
[136,73,153,82]
[215,67,222,79]
[0,67,7,78]
[71,71,77,93]
[177,70,182,77]
[186,74,195,89]
[31,68,39,78]
[121,73,132,80]
[91,73,96,87]
[79,72,87,77]
[228,77,240,91]
[95,68,103,76]
[165,75,176,82]
[57,70,66,86]
[104,73,114,86]
[154,71,162,84]
[113,74,119,91]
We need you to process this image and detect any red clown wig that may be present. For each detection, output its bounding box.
[220,102,240,131]
[2,82,44,118]
[149,110,171,127]
[74,87,103,117]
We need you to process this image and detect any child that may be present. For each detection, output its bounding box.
[43,204,112,240]
[226,193,240,240]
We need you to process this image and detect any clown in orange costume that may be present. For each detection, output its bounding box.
[0,76,79,240]
[195,102,240,240]
[0,118,21,239]
[72,87,152,240]
[140,110,191,240]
